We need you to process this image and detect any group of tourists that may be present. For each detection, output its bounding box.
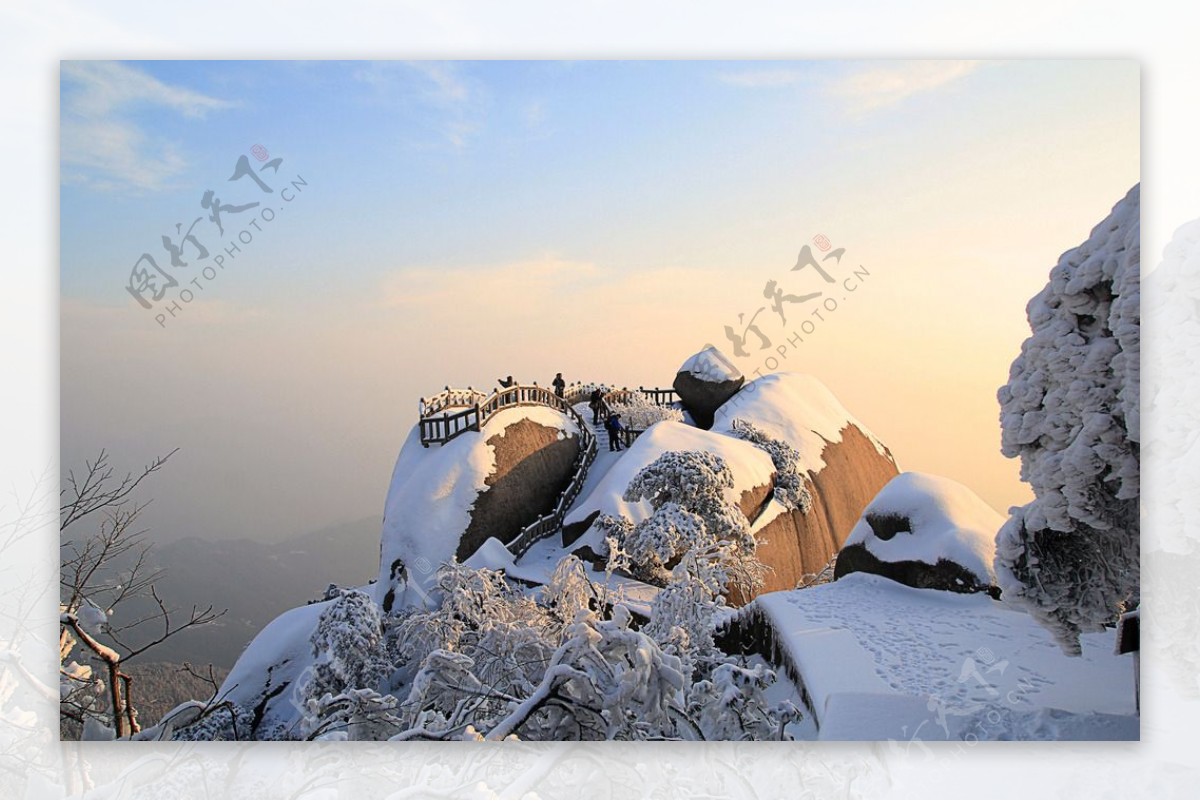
[496,373,625,452]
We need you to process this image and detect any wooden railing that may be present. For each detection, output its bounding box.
[414,379,674,554]
[419,387,490,418]
[563,382,603,406]
[637,386,679,406]
[416,382,599,556]
[595,386,679,448]
[419,385,564,446]
[508,409,597,557]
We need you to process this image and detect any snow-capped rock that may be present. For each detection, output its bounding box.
[672,345,745,429]
[378,405,581,612]
[566,372,898,600]
[562,420,776,547]
[833,472,1003,594]
[716,373,899,598]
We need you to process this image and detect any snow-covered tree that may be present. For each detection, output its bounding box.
[687,661,798,741]
[59,449,222,739]
[299,589,391,703]
[995,184,1140,655]
[389,561,558,699]
[598,450,766,598]
[729,419,813,513]
[604,391,684,430]
[287,553,792,741]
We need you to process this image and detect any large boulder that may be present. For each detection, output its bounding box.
[561,421,775,547]
[378,406,581,612]
[712,373,899,601]
[834,472,1002,596]
[567,372,899,604]
[735,424,900,601]
[673,346,745,429]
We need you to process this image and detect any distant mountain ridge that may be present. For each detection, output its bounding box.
[116,516,380,670]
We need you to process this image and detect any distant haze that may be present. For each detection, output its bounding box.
[60,60,1139,546]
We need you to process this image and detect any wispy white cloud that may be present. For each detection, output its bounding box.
[405,61,471,105]
[523,99,547,130]
[827,60,981,115]
[353,61,471,105]
[718,68,806,89]
[352,61,481,148]
[61,61,233,191]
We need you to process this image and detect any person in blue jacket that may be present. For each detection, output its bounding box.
[604,413,625,452]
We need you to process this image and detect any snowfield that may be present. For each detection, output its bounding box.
[748,572,1136,740]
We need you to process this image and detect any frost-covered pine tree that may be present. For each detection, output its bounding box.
[995,184,1140,655]
[598,450,765,597]
[300,589,391,703]
[729,419,813,513]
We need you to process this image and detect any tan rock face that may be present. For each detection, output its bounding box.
[455,418,581,561]
[731,424,898,604]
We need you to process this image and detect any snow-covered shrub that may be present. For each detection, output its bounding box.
[597,450,766,598]
[995,185,1140,655]
[170,702,255,741]
[187,550,793,741]
[389,562,558,697]
[729,419,813,513]
[299,590,391,703]
[300,687,405,741]
[644,555,728,677]
[604,392,684,430]
[485,605,688,740]
[686,661,797,741]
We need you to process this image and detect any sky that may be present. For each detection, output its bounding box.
[59,59,1140,545]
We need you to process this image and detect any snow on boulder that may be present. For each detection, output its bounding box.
[833,472,1002,595]
[562,420,775,547]
[564,372,898,603]
[713,373,899,597]
[379,405,581,612]
[672,345,745,429]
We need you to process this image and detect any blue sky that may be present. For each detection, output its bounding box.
[60,60,1139,543]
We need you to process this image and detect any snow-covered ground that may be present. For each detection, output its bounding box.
[750,572,1137,740]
